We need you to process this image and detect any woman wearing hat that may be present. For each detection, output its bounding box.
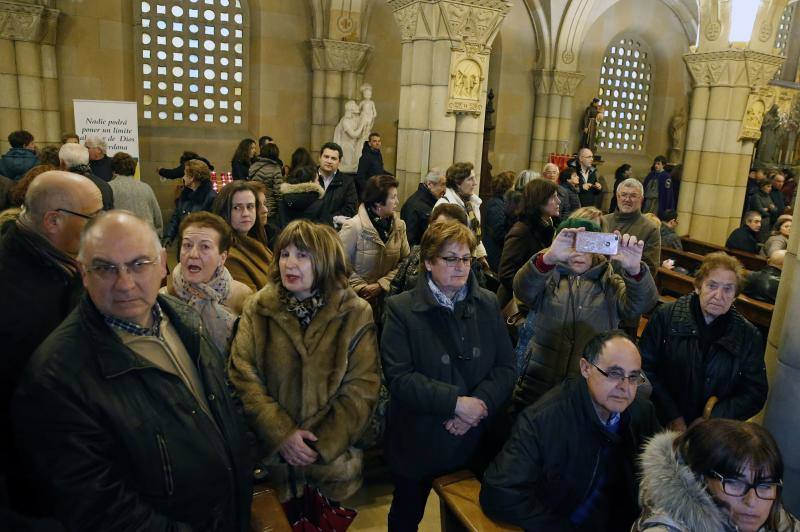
[511,217,659,411]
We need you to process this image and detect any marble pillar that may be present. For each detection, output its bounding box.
[678,50,783,245]
[309,39,371,157]
[528,69,584,171]
[0,1,60,152]
[389,0,511,200]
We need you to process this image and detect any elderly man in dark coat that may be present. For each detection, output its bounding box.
[400,168,446,246]
[0,170,103,523]
[13,211,253,531]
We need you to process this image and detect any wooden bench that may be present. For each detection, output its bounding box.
[250,484,292,532]
[656,267,773,329]
[433,470,522,532]
[680,236,767,271]
[661,246,703,273]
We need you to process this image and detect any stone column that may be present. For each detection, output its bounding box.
[677,50,783,245]
[309,39,371,156]
[528,69,584,170]
[389,0,511,200]
[0,1,60,152]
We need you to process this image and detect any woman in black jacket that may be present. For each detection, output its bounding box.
[163,159,217,244]
[497,178,559,307]
[381,220,515,531]
[157,151,214,180]
[557,167,581,220]
[230,138,256,180]
[639,252,768,430]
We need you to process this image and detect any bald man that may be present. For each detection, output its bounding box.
[13,211,252,530]
[0,170,102,516]
[743,249,785,304]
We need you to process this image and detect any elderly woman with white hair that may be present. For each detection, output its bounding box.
[84,134,113,182]
[58,142,114,210]
[541,163,560,184]
[514,169,540,192]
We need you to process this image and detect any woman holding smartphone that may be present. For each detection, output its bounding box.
[511,217,658,411]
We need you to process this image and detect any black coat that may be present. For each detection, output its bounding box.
[381,273,516,479]
[164,179,217,240]
[480,377,661,531]
[89,155,113,182]
[725,226,760,254]
[68,165,114,211]
[276,180,325,228]
[318,170,358,226]
[497,218,554,301]
[355,141,386,193]
[639,293,768,425]
[12,294,253,531]
[557,183,581,220]
[0,221,83,478]
[482,196,509,273]
[400,183,438,246]
[742,265,781,304]
[568,162,601,208]
[231,159,251,180]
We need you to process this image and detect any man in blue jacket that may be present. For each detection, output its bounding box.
[0,130,38,181]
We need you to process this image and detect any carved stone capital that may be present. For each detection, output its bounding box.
[684,49,784,89]
[0,0,59,44]
[310,38,372,73]
[389,0,511,48]
[533,70,584,97]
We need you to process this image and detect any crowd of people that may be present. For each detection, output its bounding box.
[0,128,794,532]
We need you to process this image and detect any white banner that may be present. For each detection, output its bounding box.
[73,100,140,159]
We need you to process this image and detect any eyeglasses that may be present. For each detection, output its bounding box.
[57,208,98,221]
[438,256,473,267]
[618,192,641,200]
[85,258,159,281]
[587,360,647,387]
[710,471,781,500]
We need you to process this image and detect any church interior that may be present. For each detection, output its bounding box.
[3,0,800,530]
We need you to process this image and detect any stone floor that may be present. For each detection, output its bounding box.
[343,477,441,532]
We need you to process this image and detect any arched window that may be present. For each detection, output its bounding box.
[774,2,796,79]
[597,37,652,152]
[137,0,247,126]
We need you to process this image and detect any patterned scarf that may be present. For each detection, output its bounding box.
[172,263,237,354]
[279,284,325,330]
[460,194,482,242]
[369,211,393,243]
[427,273,468,312]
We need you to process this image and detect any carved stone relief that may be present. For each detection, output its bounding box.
[0,1,59,44]
[310,39,372,73]
[447,50,486,114]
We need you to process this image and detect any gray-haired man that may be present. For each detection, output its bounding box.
[400,168,447,245]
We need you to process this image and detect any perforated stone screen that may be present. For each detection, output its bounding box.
[138,0,246,126]
[597,38,652,153]
[774,3,796,80]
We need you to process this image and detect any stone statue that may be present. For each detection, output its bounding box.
[333,100,363,173]
[669,108,686,164]
[357,83,376,149]
[580,98,602,152]
[755,104,785,168]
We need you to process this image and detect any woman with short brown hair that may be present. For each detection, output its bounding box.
[381,220,516,530]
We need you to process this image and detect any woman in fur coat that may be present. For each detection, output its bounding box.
[635,419,800,532]
[228,219,380,502]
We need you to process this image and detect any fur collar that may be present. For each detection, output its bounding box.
[279,180,325,197]
[638,431,733,531]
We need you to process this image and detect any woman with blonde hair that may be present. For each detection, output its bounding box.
[229,219,380,502]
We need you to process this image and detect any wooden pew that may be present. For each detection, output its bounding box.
[656,267,773,329]
[661,246,703,273]
[433,470,521,532]
[680,236,767,271]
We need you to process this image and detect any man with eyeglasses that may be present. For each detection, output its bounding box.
[0,170,102,525]
[12,211,253,531]
[481,330,660,531]
[602,176,661,277]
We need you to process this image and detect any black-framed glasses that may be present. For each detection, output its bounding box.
[587,360,647,387]
[438,255,473,267]
[57,208,98,220]
[84,258,159,281]
[710,471,781,500]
